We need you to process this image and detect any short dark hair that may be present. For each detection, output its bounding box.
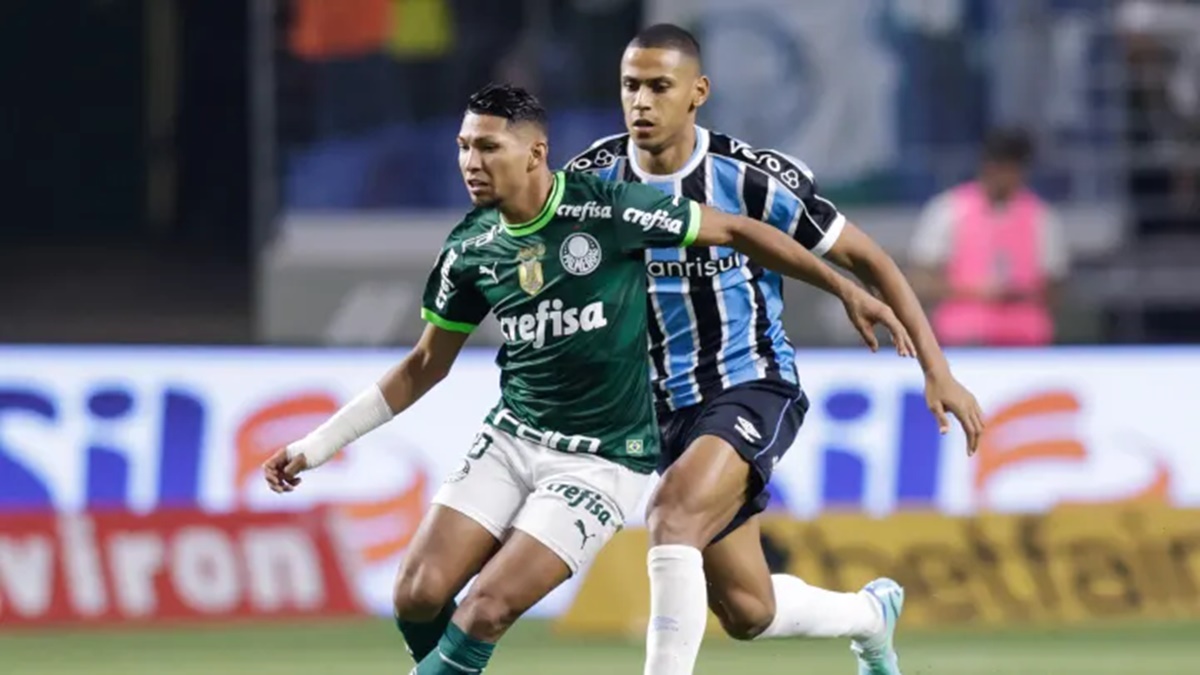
[466,83,548,132]
[982,128,1034,165]
[628,23,702,65]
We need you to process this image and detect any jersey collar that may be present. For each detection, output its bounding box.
[501,171,565,237]
[626,126,710,183]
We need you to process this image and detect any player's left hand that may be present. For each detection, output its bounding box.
[924,374,985,455]
[841,289,916,358]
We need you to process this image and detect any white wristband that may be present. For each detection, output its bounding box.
[285,384,394,468]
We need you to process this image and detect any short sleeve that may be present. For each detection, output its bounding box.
[609,181,701,252]
[908,191,957,267]
[729,147,845,256]
[420,245,489,334]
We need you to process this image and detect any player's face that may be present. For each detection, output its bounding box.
[621,47,708,152]
[457,113,540,207]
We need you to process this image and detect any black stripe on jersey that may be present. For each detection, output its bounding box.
[680,162,723,396]
[740,164,770,221]
[747,262,782,379]
[621,157,638,182]
[679,161,708,213]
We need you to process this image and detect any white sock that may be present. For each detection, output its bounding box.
[644,545,707,675]
[755,574,884,641]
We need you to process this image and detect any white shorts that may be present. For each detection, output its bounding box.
[432,424,650,574]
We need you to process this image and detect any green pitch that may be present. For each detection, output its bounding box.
[2,619,1196,674]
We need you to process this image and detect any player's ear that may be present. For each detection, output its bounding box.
[691,75,711,112]
[528,138,549,172]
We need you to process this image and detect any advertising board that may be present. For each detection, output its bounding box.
[560,504,1200,634]
[1,346,1196,618]
[0,508,360,627]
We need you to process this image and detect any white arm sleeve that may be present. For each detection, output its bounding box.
[285,385,395,468]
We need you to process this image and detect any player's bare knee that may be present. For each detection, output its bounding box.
[646,502,706,547]
[719,614,772,641]
[712,597,775,641]
[457,588,521,642]
[646,477,720,546]
[708,578,776,641]
[392,564,450,622]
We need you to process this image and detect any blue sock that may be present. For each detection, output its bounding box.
[413,622,495,674]
[397,600,457,662]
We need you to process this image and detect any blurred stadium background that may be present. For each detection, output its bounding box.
[2,0,1199,673]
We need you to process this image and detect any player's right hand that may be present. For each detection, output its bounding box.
[262,447,309,494]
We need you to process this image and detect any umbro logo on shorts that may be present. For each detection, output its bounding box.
[735,416,762,444]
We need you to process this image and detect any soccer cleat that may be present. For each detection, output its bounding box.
[850,578,904,675]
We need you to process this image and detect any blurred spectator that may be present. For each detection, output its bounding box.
[1117,0,1200,237]
[909,129,1069,347]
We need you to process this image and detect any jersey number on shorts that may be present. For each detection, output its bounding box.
[468,432,494,459]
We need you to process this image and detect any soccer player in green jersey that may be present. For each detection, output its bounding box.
[261,83,912,675]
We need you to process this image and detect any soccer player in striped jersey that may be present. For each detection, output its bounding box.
[567,24,986,675]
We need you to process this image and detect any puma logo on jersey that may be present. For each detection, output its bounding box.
[556,201,612,221]
[735,416,762,444]
[497,299,608,349]
[478,263,499,284]
[622,207,684,235]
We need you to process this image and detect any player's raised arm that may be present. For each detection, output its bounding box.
[263,238,489,492]
[688,203,915,358]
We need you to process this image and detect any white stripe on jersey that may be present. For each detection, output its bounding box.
[673,177,702,405]
[810,212,846,257]
[785,205,803,238]
[763,173,778,223]
[735,161,748,216]
[585,131,627,152]
[704,156,733,391]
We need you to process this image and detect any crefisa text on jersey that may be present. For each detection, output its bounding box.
[555,201,612,220]
[498,299,609,349]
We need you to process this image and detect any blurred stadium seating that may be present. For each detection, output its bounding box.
[2,1,1199,673]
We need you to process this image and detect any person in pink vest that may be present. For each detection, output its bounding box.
[909,129,1070,347]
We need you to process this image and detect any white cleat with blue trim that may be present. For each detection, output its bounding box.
[851,578,905,675]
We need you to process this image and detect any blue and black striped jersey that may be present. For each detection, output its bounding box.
[566,126,846,411]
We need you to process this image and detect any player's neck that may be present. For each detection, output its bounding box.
[500,170,556,226]
[636,125,698,176]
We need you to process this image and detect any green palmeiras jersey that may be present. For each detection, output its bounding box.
[422,171,701,473]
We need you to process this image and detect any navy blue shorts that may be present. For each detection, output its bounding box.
[656,378,809,544]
